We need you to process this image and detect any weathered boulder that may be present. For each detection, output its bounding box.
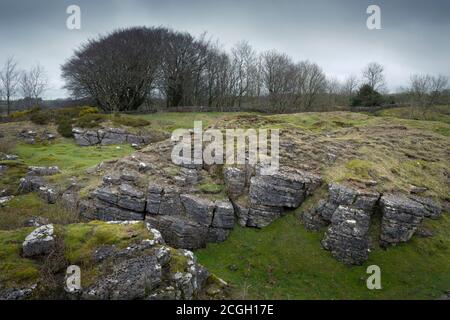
[27,166,61,176]
[380,194,426,246]
[408,195,442,220]
[322,206,371,265]
[180,194,215,226]
[212,201,235,229]
[0,196,13,207]
[22,224,55,257]
[316,183,380,221]
[117,183,146,212]
[0,285,37,300]
[23,216,50,228]
[73,128,101,146]
[146,215,208,249]
[174,168,200,187]
[1,154,18,161]
[37,186,58,204]
[84,255,163,299]
[302,201,329,231]
[88,199,145,221]
[247,204,284,228]
[158,187,184,216]
[19,176,45,193]
[249,169,322,208]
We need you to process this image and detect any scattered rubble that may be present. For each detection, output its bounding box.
[0,195,14,207]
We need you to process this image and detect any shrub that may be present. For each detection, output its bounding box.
[30,111,51,125]
[10,109,33,119]
[56,117,74,138]
[351,84,383,107]
[75,113,106,128]
[78,106,99,117]
[112,115,150,127]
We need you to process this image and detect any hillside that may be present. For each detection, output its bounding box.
[0,106,449,299]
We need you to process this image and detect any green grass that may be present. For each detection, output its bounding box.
[0,221,204,293]
[196,212,450,300]
[376,105,450,124]
[0,227,40,289]
[0,194,80,230]
[0,221,156,290]
[13,139,134,177]
[64,221,151,264]
[134,112,235,132]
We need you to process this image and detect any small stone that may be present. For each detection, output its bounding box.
[22,224,55,257]
[410,185,428,194]
[228,264,238,271]
[23,216,50,227]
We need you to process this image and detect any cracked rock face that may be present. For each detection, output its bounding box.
[304,183,380,265]
[75,223,218,300]
[146,194,235,249]
[22,224,55,257]
[84,255,163,300]
[249,168,322,208]
[317,183,380,222]
[73,127,153,147]
[322,205,371,265]
[226,166,322,228]
[380,194,427,246]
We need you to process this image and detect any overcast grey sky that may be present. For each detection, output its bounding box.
[1,0,449,98]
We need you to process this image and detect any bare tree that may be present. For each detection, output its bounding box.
[326,77,342,107]
[300,61,327,110]
[409,74,449,107]
[260,50,295,110]
[0,56,20,115]
[341,75,359,96]
[231,41,256,108]
[362,62,386,91]
[20,63,48,101]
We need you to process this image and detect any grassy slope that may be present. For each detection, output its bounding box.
[0,138,135,229]
[195,108,450,300]
[196,211,450,300]
[1,108,449,299]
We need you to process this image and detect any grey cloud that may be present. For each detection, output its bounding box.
[0,0,449,98]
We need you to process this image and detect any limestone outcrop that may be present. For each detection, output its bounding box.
[1,221,227,300]
[225,166,322,228]
[379,194,441,246]
[72,127,154,147]
[321,206,371,265]
[304,183,443,264]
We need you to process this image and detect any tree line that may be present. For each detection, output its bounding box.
[0,57,48,115]
[1,26,449,115]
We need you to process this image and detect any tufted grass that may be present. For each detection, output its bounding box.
[13,139,134,178]
[0,227,40,289]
